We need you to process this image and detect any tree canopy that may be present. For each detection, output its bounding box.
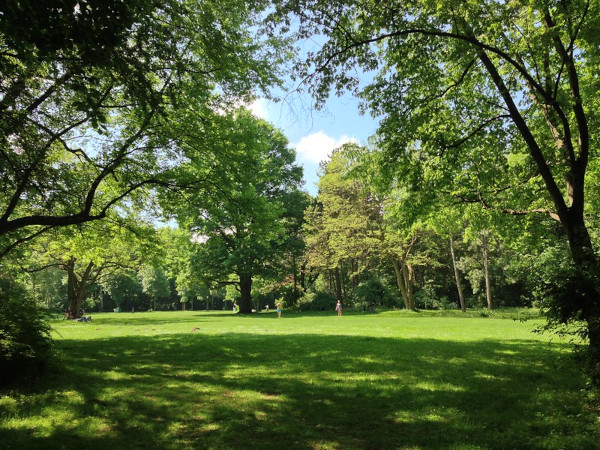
[0,0,282,259]
[269,0,600,381]
[166,109,304,313]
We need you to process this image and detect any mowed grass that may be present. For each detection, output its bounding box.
[1,310,599,449]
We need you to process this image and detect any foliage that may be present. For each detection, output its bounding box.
[0,0,283,258]
[138,265,171,310]
[297,290,337,311]
[168,109,304,313]
[29,266,67,312]
[100,271,144,311]
[353,278,396,308]
[0,277,52,385]
[414,281,446,310]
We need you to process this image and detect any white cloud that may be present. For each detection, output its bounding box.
[293,131,357,164]
[190,233,209,244]
[248,98,269,119]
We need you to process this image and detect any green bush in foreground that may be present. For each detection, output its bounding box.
[0,277,52,386]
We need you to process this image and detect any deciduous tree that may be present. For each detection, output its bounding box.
[169,109,303,313]
[270,0,600,382]
[0,0,281,258]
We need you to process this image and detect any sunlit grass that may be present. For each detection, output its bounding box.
[1,309,599,449]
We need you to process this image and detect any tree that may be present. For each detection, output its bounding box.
[304,149,374,301]
[305,145,421,308]
[139,265,171,311]
[0,0,282,259]
[424,206,468,312]
[100,271,144,312]
[169,109,303,313]
[270,0,600,383]
[27,219,151,317]
[274,189,312,305]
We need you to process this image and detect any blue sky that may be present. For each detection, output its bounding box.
[249,89,379,196]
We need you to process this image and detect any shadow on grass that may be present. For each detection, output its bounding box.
[63,312,242,327]
[1,333,596,449]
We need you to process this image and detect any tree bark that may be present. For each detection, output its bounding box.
[481,231,493,310]
[239,273,253,314]
[392,256,414,310]
[334,268,343,301]
[450,236,466,312]
[64,257,94,318]
[563,215,600,376]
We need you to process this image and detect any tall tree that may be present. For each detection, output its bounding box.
[305,145,421,308]
[270,0,600,382]
[169,109,303,314]
[139,265,171,311]
[426,206,468,311]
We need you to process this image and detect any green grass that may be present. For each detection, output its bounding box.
[1,310,599,449]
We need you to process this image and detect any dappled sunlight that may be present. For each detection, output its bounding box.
[52,335,585,446]
[3,312,598,449]
[1,389,86,437]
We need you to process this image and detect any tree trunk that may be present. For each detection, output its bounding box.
[392,256,414,310]
[562,215,600,383]
[239,273,253,314]
[402,261,415,310]
[334,268,343,301]
[65,257,93,318]
[300,264,306,291]
[340,263,347,299]
[481,231,492,310]
[292,255,298,295]
[450,236,466,312]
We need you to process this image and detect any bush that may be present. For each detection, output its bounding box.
[0,277,53,385]
[414,281,443,310]
[297,291,337,311]
[353,279,396,307]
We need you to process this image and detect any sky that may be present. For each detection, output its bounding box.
[248,87,379,196]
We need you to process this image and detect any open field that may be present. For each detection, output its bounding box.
[1,310,599,449]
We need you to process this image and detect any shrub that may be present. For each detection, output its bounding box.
[353,279,396,307]
[297,291,337,311]
[0,277,53,386]
[414,281,443,310]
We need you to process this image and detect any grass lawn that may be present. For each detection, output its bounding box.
[1,309,599,449]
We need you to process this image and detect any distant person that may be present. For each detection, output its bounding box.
[276,301,282,318]
[233,302,238,313]
[265,304,269,312]
[132,307,135,313]
[336,300,342,317]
